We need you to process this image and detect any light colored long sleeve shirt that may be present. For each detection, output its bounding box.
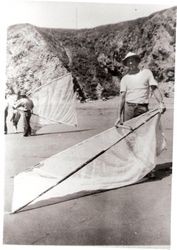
[15,97,34,112]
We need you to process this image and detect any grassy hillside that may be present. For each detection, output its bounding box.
[6,6,176,99]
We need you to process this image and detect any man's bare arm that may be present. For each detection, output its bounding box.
[151,86,166,114]
[115,91,126,126]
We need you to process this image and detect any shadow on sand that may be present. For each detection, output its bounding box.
[33,128,94,136]
[152,162,172,179]
[5,129,94,136]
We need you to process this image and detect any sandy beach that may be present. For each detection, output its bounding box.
[3,96,173,245]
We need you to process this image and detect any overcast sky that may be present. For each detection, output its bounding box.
[2,0,176,29]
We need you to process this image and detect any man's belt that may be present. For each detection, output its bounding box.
[126,102,148,107]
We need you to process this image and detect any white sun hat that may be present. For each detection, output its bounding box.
[122,52,140,65]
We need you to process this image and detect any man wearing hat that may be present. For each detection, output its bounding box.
[14,90,34,137]
[115,52,166,179]
[115,52,166,125]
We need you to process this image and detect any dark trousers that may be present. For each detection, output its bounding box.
[23,111,32,136]
[11,111,21,128]
[124,102,149,122]
[4,108,8,133]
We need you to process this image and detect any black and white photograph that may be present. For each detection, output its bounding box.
[1,0,177,248]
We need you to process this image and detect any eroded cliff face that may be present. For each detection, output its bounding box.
[6,6,176,98]
[6,24,67,94]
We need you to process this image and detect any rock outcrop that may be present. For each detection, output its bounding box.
[6,6,176,98]
[6,24,67,94]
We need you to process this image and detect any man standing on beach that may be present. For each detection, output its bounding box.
[115,52,166,126]
[4,94,9,134]
[14,90,34,137]
[115,52,166,179]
